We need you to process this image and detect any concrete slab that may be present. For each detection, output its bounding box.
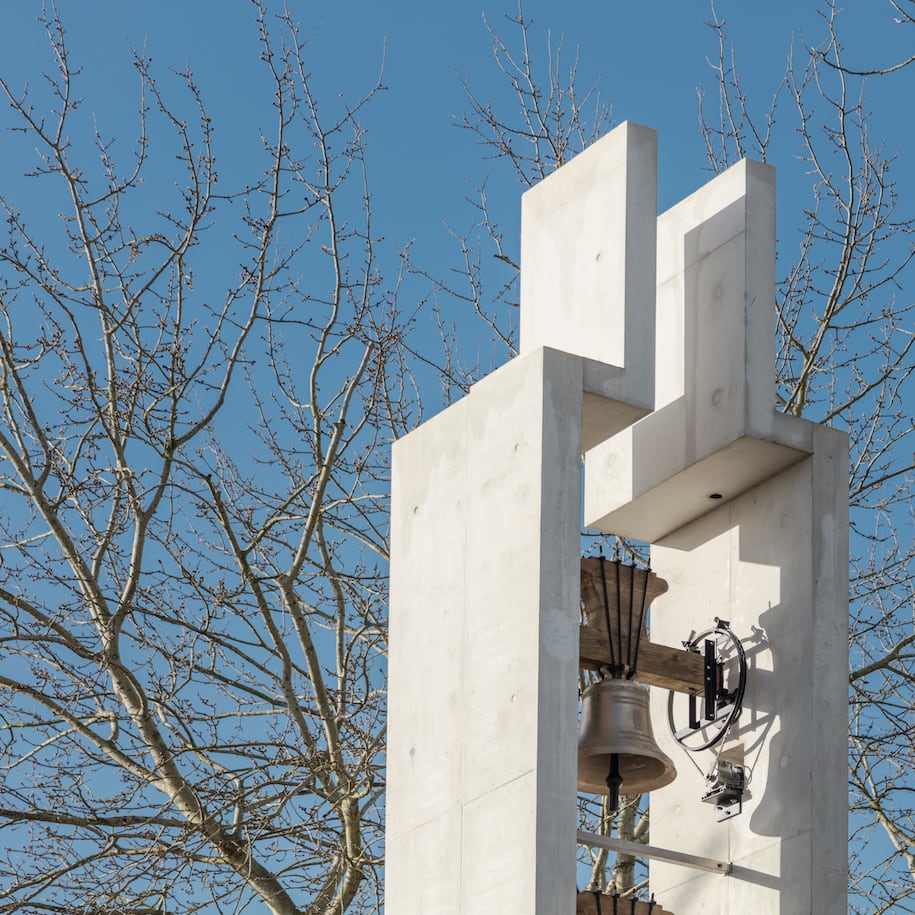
[585,423,811,541]
[520,121,658,412]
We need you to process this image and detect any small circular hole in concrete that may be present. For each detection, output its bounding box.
[709,492,724,500]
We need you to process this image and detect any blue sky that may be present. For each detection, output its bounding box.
[1,0,911,287]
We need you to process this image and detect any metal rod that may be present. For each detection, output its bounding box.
[577,830,732,875]
[598,558,617,673]
[605,753,622,813]
[626,562,634,673]
[630,565,650,678]
[614,559,623,675]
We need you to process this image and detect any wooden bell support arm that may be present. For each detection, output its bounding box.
[579,625,704,695]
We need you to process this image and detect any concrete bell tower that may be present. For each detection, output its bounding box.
[386,122,848,914]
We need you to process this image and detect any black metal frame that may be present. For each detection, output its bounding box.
[666,618,747,753]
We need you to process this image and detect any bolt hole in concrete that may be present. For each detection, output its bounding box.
[708,493,723,500]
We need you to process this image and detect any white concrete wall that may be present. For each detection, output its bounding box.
[653,159,775,420]
[387,122,663,913]
[387,347,584,915]
[648,422,849,913]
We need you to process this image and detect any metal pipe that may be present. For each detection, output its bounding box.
[577,830,732,875]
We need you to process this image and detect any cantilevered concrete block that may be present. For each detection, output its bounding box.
[585,160,810,541]
[520,121,658,417]
[386,347,584,915]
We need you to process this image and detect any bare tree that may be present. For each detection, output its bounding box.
[818,0,915,77]
[1,1,912,912]
[0,4,415,912]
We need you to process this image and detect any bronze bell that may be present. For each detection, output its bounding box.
[578,677,676,804]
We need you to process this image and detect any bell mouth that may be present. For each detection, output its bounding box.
[578,752,676,796]
[577,678,677,796]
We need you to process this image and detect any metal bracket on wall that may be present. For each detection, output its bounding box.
[701,758,746,821]
[667,619,748,753]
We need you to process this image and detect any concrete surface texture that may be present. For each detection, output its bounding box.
[387,347,584,913]
[647,421,849,912]
[386,120,848,914]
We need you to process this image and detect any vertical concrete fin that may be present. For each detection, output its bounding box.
[520,121,658,410]
[648,418,848,913]
[654,157,776,432]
